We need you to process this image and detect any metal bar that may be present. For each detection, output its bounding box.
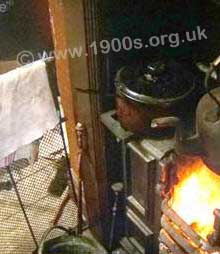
[56,106,78,205]
[21,57,55,69]
[161,215,200,254]
[6,166,38,248]
[162,199,202,247]
[75,123,86,235]
[77,154,83,235]
[52,193,70,225]
[108,194,118,250]
[100,110,134,142]
[122,140,129,238]
[121,139,141,252]
[160,229,186,254]
[196,62,217,80]
[109,183,123,250]
[45,58,78,205]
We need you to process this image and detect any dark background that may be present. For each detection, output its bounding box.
[1,0,220,63]
[0,0,53,60]
[102,0,220,64]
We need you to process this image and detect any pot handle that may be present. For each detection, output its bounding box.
[205,55,220,108]
[38,225,72,254]
[151,117,180,129]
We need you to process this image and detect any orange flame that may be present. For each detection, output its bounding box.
[170,157,220,239]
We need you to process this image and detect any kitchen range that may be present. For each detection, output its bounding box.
[101,55,220,254]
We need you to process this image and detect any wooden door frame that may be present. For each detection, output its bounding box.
[48,0,109,242]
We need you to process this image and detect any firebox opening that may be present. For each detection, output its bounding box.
[169,156,220,240]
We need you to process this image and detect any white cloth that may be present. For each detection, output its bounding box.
[0,60,59,160]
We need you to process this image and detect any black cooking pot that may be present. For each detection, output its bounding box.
[115,65,196,135]
[38,226,99,254]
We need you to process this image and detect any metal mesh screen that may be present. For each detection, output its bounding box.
[0,125,78,254]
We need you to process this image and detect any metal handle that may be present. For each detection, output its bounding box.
[205,56,220,108]
[38,225,72,254]
[151,117,180,129]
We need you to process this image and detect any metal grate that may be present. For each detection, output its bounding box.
[0,125,78,254]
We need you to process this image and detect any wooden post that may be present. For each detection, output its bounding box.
[48,0,109,241]
[47,0,79,171]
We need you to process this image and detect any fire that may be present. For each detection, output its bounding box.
[170,157,220,240]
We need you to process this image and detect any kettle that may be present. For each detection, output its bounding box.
[151,56,220,175]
